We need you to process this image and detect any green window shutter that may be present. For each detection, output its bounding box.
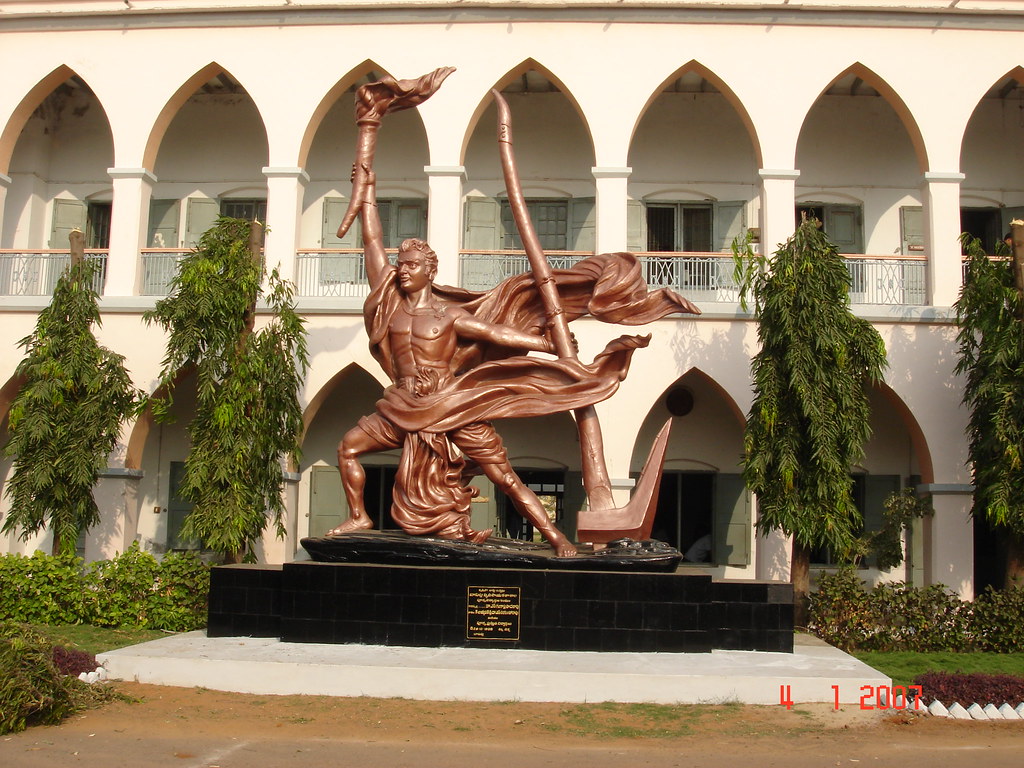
[713,201,746,252]
[148,199,180,248]
[825,205,863,254]
[1002,207,1024,238]
[184,197,220,247]
[570,197,596,252]
[309,465,347,538]
[167,461,198,550]
[627,199,646,252]
[713,473,750,566]
[900,206,924,255]
[392,199,427,245]
[322,197,360,248]
[49,198,87,248]
[463,196,501,250]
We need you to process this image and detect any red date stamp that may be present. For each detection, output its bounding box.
[779,684,922,710]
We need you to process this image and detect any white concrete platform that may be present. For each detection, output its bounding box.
[97,632,889,706]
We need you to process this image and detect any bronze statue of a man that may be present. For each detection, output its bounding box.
[328,69,698,557]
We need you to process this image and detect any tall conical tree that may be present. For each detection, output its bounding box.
[3,232,143,555]
[955,226,1024,586]
[735,219,887,623]
[144,218,308,563]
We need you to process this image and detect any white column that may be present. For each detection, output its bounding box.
[758,169,800,255]
[592,166,631,254]
[0,173,10,246]
[921,172,965,308]
[424,165,465,287]
[104,168,155,296]
[262,167,308,285]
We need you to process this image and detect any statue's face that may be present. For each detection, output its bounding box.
[397,251,433,293]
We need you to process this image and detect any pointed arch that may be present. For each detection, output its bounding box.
[1,66,100,174]
[958,65,1024,168]
[872,381,934,485]
[629,61,763,168]
[630,366,746,472]
[458,59,595,166]
[297,60,393,169]
[302,363,382,436]
[804,63,928,173]
[142,63,268,170]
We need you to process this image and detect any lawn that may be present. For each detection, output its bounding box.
[853,650,1024,688]
[28,624,167,656]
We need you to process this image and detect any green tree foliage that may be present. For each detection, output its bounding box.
[955,234,1024,539]
[736,219,887,553]
[144,218,308,562]
[2,258,143,555]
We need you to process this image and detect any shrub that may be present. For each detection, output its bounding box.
[0,552,88,624]
[809,569,1018,652]
[915,671,1024,707]
[0,622,108,735]
[972,586,1024,652]
[0,546,210,631]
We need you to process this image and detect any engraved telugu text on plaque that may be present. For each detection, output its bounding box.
[466,586,521,640]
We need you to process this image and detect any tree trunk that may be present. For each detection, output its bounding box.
[791,540,811,628]
[51,531,63,557]
[1006,532,1024,588]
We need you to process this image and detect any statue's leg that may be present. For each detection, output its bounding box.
[329,416,401,535]
[450,423,577,557]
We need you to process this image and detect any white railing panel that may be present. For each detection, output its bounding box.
[0,251,107,296]
[459,251,590,292]
[844,257,927,306]
[141,250,190,296]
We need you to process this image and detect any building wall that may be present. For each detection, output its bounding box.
[2,2,1016,595]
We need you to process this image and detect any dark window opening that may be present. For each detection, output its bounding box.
[220,199,267,223]
[646,203,713,252]
[87,202,112,249]
[960,207,1002,254]
[497,469,565,542]
[651,472,714,563]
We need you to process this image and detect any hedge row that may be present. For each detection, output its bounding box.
[809,567,1024,652]
[0,544,210,632]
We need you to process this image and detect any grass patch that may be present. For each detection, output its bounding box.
[853,651,1024,688]
[542,701,787,740]
[27,624,166,656]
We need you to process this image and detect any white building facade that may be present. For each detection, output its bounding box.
[2,0,1018,597]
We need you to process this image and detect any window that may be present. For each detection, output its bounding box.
[795,204,863,253]
[86,202,112,249]
[646,203,713,252]
[220,198,266,222]
[496,469,565,542]
[500,199,568,250]
[810,474,900,567]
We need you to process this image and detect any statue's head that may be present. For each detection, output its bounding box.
[398,238,438,279]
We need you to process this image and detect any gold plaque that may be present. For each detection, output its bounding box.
[466,586,521,640]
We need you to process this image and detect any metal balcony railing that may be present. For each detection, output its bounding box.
[842,255,927,306]
[140,249,190,295]
[0,250,107,296]
[459,250,590,292]
[295,249,406,298]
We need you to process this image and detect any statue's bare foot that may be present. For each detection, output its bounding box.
[326,516,373,536]
[468,528,492,544]
[554,541,577,557]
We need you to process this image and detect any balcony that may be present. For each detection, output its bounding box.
[141,249,190,296]
[843,255,926,306]
[295,249,400,298]
[0,250,107,296]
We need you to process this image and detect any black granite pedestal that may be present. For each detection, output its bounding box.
[208,561,793,653]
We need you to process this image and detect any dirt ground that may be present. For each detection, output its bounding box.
[2,683,1023,768]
